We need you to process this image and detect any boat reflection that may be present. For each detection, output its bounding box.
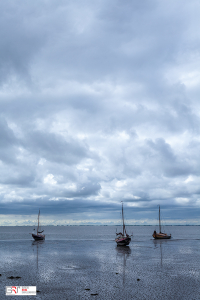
[116,245,131,255]
[153,240,163,267]
[32,240,45,269]
[116,246,131,286]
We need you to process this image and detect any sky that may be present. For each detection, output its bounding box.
[0,0,200,225]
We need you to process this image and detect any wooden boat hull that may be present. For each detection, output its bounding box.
[32,233,45,241]
[115,236,131,246]
[152,232,171,239]
[153,206,172,239]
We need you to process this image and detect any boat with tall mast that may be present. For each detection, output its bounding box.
[115,202,131,246]
[152,205,171,239]
[32,210,45,241]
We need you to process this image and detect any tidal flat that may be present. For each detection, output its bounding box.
[0,226,200,299]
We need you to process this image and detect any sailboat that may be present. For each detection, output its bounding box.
[152,205,171,239]
[32,210,45,241]
[115,202,131,246]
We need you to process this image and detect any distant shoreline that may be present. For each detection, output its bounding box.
[0,224,199,227]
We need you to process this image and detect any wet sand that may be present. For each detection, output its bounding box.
[0,226,200,299]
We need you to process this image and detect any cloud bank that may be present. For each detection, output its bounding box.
[0,0,200,224]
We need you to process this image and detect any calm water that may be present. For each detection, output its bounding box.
[0,226,200,299]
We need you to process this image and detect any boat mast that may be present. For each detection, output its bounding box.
[122,202,125,236]
[37,210,40,235]
[159,205,161,233]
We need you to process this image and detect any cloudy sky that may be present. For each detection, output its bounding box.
[0,0,200,225]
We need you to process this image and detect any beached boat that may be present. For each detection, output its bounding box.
[32,210,45,241]
[152,206,171,239]
[115,202,131,246]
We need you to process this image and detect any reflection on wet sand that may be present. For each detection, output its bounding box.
[116,245,131,255]
[153,240,163,267]
[116,246,131,286]
[32,240,45,269]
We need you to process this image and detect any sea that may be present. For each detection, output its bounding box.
[0,225,200,300]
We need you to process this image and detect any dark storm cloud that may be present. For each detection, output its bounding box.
[0,116,19,164]
[146,138,193,177]
[24,130,91,165]
[1,198,200,225]
[0,1,48,84]
[0,0,199,224]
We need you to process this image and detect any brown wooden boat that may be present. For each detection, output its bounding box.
[152,206,171,239]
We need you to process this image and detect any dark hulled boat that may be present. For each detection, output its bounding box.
[32,210,45,241]
[152,206,171,239]
[115,202,131,246]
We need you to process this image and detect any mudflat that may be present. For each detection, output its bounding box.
[0,226,199,299]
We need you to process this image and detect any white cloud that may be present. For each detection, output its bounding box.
[44,174,57,185]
